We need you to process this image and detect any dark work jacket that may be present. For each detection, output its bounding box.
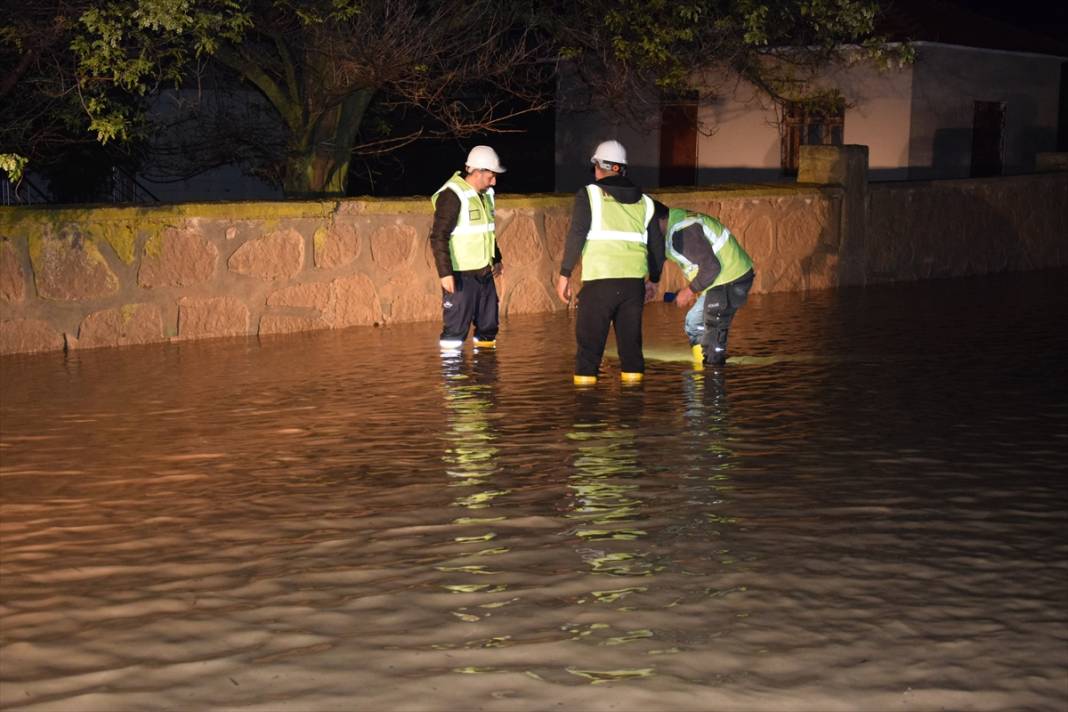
[429,188,503,279]
[671,222,725,294]
[559,174,665,282]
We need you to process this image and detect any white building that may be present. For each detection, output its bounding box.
[554,41,1067,191]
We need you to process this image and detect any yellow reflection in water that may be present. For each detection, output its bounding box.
[441,353,501,489]
[437,351,510,615]
[684,371,734,464]
[565,389,655,591]
[566,667,655,684]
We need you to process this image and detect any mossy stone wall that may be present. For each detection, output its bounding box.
[1,164,1065,356]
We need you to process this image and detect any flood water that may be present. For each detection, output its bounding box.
[1,269,1066,711]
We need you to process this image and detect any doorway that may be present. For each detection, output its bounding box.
[970,100,1005,177]
[659,99,698,187]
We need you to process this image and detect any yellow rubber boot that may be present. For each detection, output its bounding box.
[473,339,496,349]
[691,344,705,371]
[573,374,598,386]
[620,371,643,384]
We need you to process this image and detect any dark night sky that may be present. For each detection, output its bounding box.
[953,0,1068,33]
[882,0,1068,54]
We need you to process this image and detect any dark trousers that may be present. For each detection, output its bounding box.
[441,271,499,342]
[575,278,646,376]
[699,270,754,364]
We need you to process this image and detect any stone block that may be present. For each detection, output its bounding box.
[737,213,775,264]
[502,276,557,315]
[493,208,515,237]
[330,274,383,327]
[369,223,417,269]
[266,282,333,312]
[259,314,329,335]
[385,292,440,323]
[1,240,26,303]
[702,201,749,235]
[0,319,65,354]
[381,277,440,323]
[74,304,164,349]
[139,227,218,288]
[798,145,869,186]
[94,222,138,264]
[228,229,304,280]
[178,296,250,339]
[544,213,570,262]
[497,215,542,268]
[29,227,119,301]
[769,259,806,293]
[423,237,442,274]
[1035,153,1068,172]
[314,222,361,269]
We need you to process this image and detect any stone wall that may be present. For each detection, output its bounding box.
[0,186,842,355]
[867,174,1068,282]
[1,158,1065,356]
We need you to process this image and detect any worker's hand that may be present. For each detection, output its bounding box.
[440,275,455,294]
[675,285,696,308]
[492,262,503,278]
[555,275,572,304]
[644,280,658,303]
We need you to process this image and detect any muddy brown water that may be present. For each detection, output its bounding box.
[2,269,1066,711]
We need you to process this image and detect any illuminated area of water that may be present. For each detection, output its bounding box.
[2,270,1066,711]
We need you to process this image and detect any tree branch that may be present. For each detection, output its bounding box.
[212,43,303,134]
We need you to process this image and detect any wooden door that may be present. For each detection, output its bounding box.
[659,103,697,187]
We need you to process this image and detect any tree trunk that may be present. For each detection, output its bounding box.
[283,89,373,197]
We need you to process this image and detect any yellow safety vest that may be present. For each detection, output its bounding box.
[431,172,496,271]
[581,185,653,280]
[665,208,753,291]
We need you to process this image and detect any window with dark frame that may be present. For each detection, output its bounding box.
[781,100,845,176]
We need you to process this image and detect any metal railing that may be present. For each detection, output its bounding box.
[1,175,51,205]
[112,166,161,204]
[1,166,160,206]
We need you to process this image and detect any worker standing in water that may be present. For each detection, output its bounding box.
[658,204,755,368]
[556,140,665,385]
[429,146,506,352]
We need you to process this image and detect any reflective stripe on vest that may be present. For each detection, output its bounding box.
[431,172,496,271]
[665,211,753,291]
[581,185,653,281]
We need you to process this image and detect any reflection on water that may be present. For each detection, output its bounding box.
[2,269,1067,711]
[438,350,511,613]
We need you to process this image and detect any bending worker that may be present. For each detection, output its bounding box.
[556,140,665,385]
[658,204,755,367]
[429,146,506,351]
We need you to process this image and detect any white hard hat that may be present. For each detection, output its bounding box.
[465,145,506,173]
[591,140,627,166]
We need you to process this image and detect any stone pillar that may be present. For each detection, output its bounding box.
[798,145,869,286]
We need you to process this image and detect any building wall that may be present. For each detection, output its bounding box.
[821,58,914,181]
[696,80,785,185]
[908,43,1065,179]
[556,43,1062,186]
[2,167,1065,357]
[696,57,915,184]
